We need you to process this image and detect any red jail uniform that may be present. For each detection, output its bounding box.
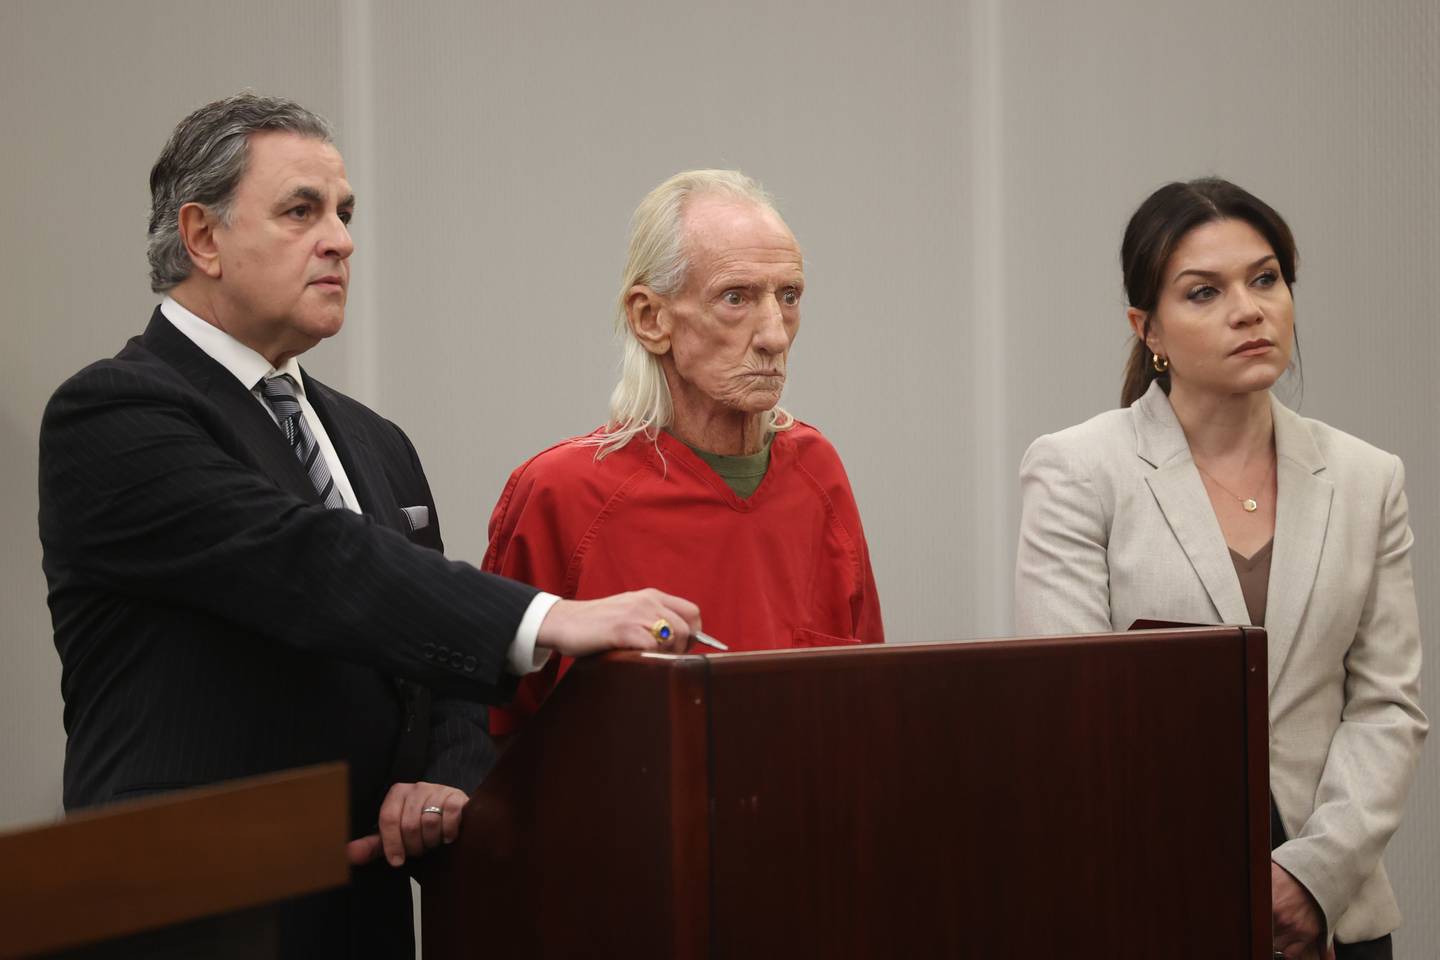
[484,422,884,734]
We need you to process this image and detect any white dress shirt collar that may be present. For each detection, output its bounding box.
[160,296,306,392]
[159,294,361,514]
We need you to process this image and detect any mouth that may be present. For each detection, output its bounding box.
[1230,339,1273,357]
[744,370,786,379]
[309,276,345,292]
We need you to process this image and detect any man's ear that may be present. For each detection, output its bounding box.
[177,202,223,279]
[1126,307,1159,355]
[625,285,671,356]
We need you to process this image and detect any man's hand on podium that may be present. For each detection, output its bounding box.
[538,589,702,657]
[347,781,468,868]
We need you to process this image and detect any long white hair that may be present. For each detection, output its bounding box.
[583,169,796,459]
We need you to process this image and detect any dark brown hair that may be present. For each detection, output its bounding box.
[1120,178,1298,407]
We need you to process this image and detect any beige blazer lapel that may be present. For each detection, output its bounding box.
[1264,395,1333,693]
[1134,384,1250,626]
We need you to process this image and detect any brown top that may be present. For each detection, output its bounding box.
[1229,538,1274,627]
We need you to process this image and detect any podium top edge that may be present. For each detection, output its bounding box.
[607,625,1258,663]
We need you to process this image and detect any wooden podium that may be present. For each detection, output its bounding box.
[0,763,349,958]
[421,627,1271,958]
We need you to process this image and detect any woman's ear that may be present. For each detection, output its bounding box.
[1127,307,1159,356]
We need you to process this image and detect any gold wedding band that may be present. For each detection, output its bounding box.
[650,618,673,645]
[421,805,443,816]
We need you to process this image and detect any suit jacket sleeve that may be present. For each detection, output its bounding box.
[40,361,537,702]
[1271,455,1429,929]
[379,428,502,792]
[1014,433,1114,635]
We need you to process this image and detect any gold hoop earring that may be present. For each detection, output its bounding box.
[1152,353,1169,373]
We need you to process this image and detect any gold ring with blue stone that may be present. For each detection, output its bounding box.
[650,618,673,645]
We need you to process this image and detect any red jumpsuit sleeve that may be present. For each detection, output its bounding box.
[852,524,885,644]
[482,459,574,735]
[809,429,885,645]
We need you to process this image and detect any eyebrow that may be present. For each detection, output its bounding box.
[1172,253,1277,284]
[275,186,356,209]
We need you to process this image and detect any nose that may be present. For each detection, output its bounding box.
[318,211,354,261]
[1228,283,1264,327]
[753,294,791,353]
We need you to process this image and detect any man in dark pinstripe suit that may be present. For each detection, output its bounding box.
[37,93,701,957]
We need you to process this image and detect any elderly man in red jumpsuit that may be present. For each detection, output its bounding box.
[486,170,884,734]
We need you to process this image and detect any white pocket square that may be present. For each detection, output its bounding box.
[401,505,430,532]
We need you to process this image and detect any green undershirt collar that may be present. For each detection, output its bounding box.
[677,432,773,499]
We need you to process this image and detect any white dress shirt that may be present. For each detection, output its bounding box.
[161,297,363,513]
[160,297,554,674]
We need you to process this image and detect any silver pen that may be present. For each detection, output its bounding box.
[693,630,729,651]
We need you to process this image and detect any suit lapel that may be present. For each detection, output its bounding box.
[302,373,401,531]
[1263,396,1332,693]
[140,310,321,505]
[1135,383,1250,626]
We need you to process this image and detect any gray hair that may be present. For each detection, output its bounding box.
[586,169,796,459]
[147,93,334,293]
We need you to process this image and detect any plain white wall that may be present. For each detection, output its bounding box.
[1,0,1435,952]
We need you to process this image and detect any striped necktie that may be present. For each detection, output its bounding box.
[259,374,346,510]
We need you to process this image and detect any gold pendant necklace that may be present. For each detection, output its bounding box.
[1195,457,1273,513]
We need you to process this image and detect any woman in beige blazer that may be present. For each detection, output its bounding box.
[1014,179,1426,960]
